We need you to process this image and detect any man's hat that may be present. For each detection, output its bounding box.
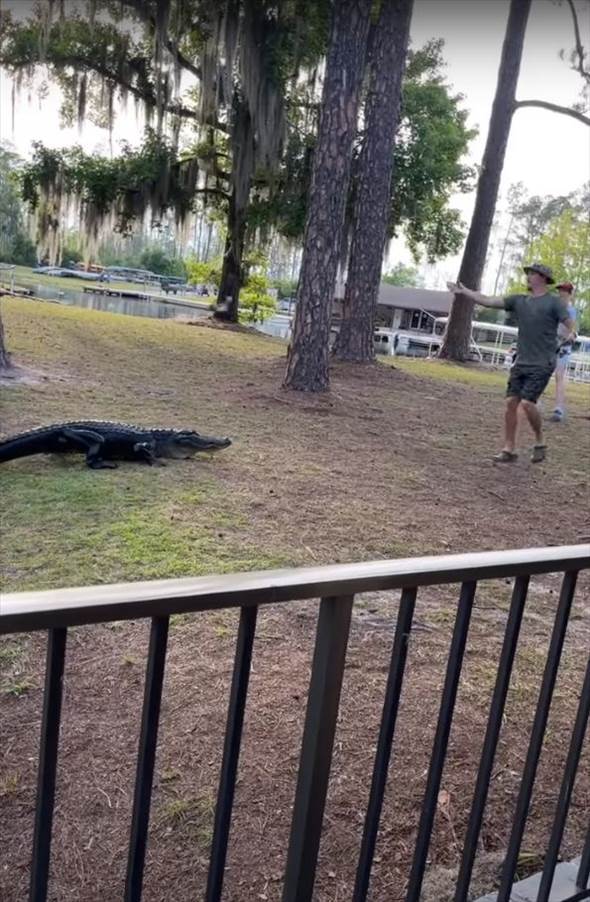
[523,262,555,283]
[556,281,574,293]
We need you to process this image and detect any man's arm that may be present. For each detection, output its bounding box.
[559,316,577,344]
[446,281,506,309]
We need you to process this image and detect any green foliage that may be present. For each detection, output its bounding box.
[6,232,37,266]
[0,9,165,130]
[0,145,36,265]
[251,38,475,265]
[239,273,277,324]
[186,257,223,288]
[390,40,476,262]
[139,248,186,278]
[506,208,590,329]
[492,182,587,293]
[20,131,199,262]
[59,237,84,268]
[271,277,298,299]
[382,263,423,287]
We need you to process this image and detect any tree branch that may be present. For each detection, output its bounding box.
[117,0,202,79]
[194,187,230,200]
[514,98,590,126]
[64,56,200,120]
[565,0,590,84]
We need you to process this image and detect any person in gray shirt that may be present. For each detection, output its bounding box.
[447,262,575,463]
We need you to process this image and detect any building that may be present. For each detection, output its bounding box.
[333,282,453,333]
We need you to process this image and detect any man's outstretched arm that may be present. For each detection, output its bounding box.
[447,281,506,309]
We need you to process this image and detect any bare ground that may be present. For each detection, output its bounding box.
[1,299,589,901]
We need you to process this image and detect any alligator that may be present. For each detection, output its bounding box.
[0,421,231,469]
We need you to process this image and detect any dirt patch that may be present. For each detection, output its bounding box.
[0,364,51,386]
[1,299,589,901]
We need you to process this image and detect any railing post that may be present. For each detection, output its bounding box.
[125,616,170,902]
[282,595,354,902]
[454,575,530,902]
[30,628,68,902]
[577,825,590,891]
[206,605,258,902]
[354,586,417,902]
[405,580,477,902]
[537,653,590,902]
[497,570,579,901]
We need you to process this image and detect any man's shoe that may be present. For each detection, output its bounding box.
[550,409,563,422]
[492,450,518,463]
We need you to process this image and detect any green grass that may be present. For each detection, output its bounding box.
[156,793,216,848]
[0,464,286,591]
[382,354,590,401]
[1,296,588,595]
[0,677,34,697]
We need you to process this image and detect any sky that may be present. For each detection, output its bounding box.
[0,0,589,291]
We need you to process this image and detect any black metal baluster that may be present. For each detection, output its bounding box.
[282,595,354,902]
[577,824,590,891]
[206,605,258,902]
[537,653,590,902]
[454,575,530,902]
[30,627,68,902]
[125,616,170,902]
[497,569,578,902]
[353,587,417,902]
[405,581,477,902]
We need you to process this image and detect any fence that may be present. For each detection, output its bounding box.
[1,545,589,902]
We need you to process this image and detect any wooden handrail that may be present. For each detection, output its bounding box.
[1,545,588,634]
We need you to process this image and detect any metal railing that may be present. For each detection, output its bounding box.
[1,544,589,902]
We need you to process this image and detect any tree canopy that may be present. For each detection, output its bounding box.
[0,144,37,266]
[507,206,590,331]
[1,4,474,285]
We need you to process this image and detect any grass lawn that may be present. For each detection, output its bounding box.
[0,298,589,901]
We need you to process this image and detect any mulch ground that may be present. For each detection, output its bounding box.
[1,299,589,901]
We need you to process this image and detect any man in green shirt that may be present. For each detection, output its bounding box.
[447,262,575,463]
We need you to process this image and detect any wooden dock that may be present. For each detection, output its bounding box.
[82,286,151,300]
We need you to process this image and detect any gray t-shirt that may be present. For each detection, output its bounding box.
[503,293,569,368]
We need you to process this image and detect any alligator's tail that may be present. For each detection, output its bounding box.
[0,434,53,463]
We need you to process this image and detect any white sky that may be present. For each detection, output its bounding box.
[0,0,589,290]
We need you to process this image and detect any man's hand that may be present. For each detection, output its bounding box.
[447,281,475,299]
[446,282,505,309]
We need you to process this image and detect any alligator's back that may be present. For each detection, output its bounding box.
[0,421,149,463]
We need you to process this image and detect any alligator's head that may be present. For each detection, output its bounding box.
[155,430,232,459]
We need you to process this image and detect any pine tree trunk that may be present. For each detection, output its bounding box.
[335,0,414,363]
[439,0,531,361]
[0,305,11,370]
[283,0,372,391]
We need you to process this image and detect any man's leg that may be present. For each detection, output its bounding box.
[553,365,566,419]
[520,399,544,445]
[503,395,521,453]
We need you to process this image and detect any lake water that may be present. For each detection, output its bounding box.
[19,283,293,339]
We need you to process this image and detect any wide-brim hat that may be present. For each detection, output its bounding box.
[523,262,554,283]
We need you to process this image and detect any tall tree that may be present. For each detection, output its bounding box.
[283,0,372,391]
[491,181,581,293]
[438,0,532,361]
[508,207,589,310]
[0,0,330,322]
[0,304,9,371]
[335,0,413,363]
[0,144,39,371]
[249,39,474,262]
[440,0,590,360]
